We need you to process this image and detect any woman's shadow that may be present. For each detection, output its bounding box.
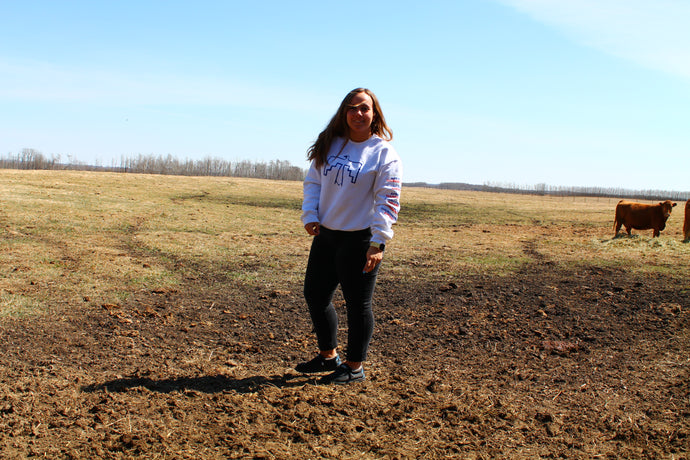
[81,372,314,395]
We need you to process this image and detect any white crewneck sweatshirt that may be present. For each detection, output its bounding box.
[301,136,402,244]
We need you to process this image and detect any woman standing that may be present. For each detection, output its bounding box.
[296,88,402,384]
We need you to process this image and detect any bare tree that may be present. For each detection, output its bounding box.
[0,149,308,182]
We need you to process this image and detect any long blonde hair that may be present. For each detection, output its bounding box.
[307,88,393,168]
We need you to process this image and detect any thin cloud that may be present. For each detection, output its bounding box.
[498,0,690,79]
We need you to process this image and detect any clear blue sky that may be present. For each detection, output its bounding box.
[2,0,689,191]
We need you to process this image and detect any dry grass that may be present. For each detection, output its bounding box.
[1,170,688,316]
[396,187,689,281]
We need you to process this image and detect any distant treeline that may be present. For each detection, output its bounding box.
[0,148,307,181]
[3,148,689,201]
[405,181,690,202]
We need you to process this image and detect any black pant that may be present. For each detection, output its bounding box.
[303,227,379,363]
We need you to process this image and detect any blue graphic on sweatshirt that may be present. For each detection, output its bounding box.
[324,155,362,186]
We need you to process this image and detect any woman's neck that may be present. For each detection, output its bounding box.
[349,133,372,143]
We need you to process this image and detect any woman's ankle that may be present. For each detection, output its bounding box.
[345,361,362,371]
[319,350,338,360]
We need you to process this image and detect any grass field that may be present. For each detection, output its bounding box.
[1,169,688,317]
[1,170,689,459]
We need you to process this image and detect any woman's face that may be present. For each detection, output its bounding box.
[346,92,374,142]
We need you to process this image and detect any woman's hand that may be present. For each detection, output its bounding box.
[305,222,320,236]
[363,246,383,273]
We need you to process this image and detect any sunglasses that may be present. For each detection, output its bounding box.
[347,104,372,114]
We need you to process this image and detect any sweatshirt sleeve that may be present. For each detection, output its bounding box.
[301,161,322,225]
[370,149,403,244]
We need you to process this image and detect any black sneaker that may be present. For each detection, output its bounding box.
[295,354,342,374]
[319,363,365,384]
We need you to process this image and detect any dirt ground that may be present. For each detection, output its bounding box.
[1,248,689,459]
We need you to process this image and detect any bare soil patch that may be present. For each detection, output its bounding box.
[1,252,688,458]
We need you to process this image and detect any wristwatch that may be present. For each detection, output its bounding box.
[370,242,385,251]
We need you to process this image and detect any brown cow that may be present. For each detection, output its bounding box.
[613,200,677,238]
[683,200,690,243]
